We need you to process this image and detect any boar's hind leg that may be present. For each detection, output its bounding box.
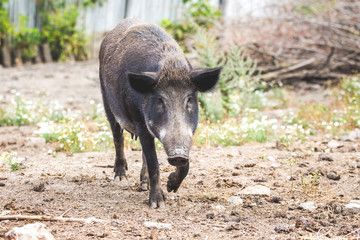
[140,152,149,191]
[139,131,165,208]
[102,94,128,181]
[167,162,189,193]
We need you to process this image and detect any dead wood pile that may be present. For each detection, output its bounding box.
[224,0,360,85]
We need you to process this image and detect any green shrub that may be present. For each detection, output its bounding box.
[42,5,87,61]
[0,151,23,171]
[161,0,221,50]
[0,0,13,46]
[193,28,260,121]
[13,16,41,61]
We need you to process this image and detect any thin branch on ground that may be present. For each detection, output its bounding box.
[0,215,105,223]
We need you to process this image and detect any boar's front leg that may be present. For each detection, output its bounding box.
[112,125,127,181]
[102,94,128,181]
[139,130,165,208]
[167,162,189,193]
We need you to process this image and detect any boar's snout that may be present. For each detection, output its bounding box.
[167,147,189,166]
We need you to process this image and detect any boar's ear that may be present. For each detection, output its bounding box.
[190,68,221,92]
[127,72,158,94]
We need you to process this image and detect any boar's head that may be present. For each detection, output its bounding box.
[127,67,221,167]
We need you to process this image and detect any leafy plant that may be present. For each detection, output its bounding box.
[193,28,260,121]
[184,0,221,27]
[161,0,221,50]
[12,16,41,61]
[299,170,321,194]
[0,0,13,46]
[284,158,298,195]
[42,4,87,61]
[0,151,23,171]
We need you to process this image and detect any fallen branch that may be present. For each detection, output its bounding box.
[260,58,316,81]
[0,215,105,224]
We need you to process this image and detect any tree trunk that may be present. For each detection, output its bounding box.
[1,44,12,67]
[33,45,42,63]
[13,48,23,66]
[41,43,53,63]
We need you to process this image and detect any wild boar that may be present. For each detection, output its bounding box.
[99,18,221,208]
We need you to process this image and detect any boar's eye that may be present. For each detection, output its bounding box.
[186,97,194,112]
[155,98,165,113]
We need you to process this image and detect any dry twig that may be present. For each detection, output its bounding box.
[0,215,105,223]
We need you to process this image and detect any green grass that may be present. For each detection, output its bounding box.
[0,75,359,152]
[0,151,23,171]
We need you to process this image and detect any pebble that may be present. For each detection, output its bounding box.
[328,140,342,148]
[227,196,243,205]
[0,182,5,187]
[340,128,360,141]
[270,163,281,168]
[318,153,333,162]
[270,196,281,203]
[298,201,317,211]
[238,185,271,196]
[274,225,293,233]
[221,214,241,223]
[345,200,360,209]
[295,218,319,231]
[25,137,46,148]
[5,223,55,240]
[326,171,340,180]
[143,221,172,230]
[214,205,226,211]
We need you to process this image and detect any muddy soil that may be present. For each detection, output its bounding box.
[0,62,359,239]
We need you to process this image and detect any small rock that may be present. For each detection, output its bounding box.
[222,215,240,223]
[238,185,271,196]
[225,224,240,231]
[227,196,243,205]
[25,137,46,148]
[270,196,281,203]
[276,141,286,150]
[214,205,225,211]
[0,182,5,187]
[273,211,286,218]
[274,225,293,233]
[8,139,17,145]
[267,156,275,161]
[328,140,342,149]
[318,153,333,162]
[244,163,256,167]
[270,163,281,168]
[298,201,317,211]
[326,171,340,181]
[206,213,215,219]
[5,222,55,240]
[33,182,46,192]
[340,128,360,141]
[143,221,172,230]
[253,177,267,183]
[345,200,360,209]
[295,218,319,231]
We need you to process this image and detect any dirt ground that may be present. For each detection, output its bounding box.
[0,62,359,239]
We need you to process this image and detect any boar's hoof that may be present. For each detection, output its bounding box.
[167,172,181,193]
[114,166,127,182]
[149,189,165,209]
[140,180,149,191]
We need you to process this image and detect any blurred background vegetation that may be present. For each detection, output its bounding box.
[1,0,360,152]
